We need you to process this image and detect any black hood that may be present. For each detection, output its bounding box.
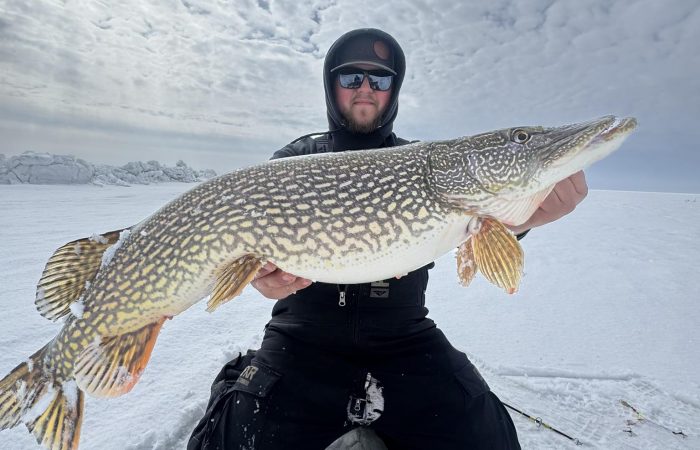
[323,28,406,150]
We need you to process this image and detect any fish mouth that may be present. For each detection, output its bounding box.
[545,115,637,170]
[590,116,638,144]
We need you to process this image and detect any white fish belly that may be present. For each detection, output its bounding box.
[275,216,472,284]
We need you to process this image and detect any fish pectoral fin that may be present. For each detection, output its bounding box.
[456,238,478,287]
[207,254,264,312]
[35,229,126,322]
[74,317,166,398]
[471,218,523,294]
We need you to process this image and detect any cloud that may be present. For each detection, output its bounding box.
[0,0,698,192]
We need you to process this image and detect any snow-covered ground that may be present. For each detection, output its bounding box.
[0,184,698,449]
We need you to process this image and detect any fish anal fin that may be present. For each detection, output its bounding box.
[456,238,478,287]
[36,229,125,322]
[207,254,263,312]
[472,218,524,294]
[74,317,166,398]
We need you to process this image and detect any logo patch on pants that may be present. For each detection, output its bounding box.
[237,365,259,386]
[347,372,384,425]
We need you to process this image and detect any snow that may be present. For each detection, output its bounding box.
[69,300,85,319]
[21,384,55,423]
[100,229,131,269]
[89,234,109,245]
[0,152,216,186]
[0,184,698,449]
[63,380,80,409]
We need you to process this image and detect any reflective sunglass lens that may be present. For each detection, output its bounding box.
[339,73,364,89]
[338,72,393,91]
[368,75,392,91]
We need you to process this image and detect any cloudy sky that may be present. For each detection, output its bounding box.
[1,0,698,192]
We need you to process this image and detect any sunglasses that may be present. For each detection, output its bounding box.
[337,70,394,91]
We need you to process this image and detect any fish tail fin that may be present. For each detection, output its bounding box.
[0,344,84,450]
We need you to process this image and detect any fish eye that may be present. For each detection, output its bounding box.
[512,129,530,144]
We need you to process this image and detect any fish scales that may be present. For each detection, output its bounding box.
[129,142,452,285]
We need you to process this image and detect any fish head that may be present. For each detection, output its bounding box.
[515,115,637,190]
[427,115,637,225]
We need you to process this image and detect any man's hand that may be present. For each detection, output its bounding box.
[251,262,312,300]
[507,171,589,235]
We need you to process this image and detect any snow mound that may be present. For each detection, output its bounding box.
[0,152,94,184]
[0,152,216,185]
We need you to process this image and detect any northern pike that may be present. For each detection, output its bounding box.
[0,115,636,449]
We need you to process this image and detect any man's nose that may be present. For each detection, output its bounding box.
[357,76,373,93]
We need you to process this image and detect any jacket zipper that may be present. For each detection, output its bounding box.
[351,285,360,344]
[338,284,347,307]
[339,284,360,344]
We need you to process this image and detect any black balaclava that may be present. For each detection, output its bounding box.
[323,28,406,152]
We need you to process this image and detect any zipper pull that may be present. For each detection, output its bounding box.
[338,290,346,307]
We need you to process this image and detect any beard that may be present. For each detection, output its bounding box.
[341,107,383,134]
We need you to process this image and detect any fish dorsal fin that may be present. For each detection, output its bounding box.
[35,229,125,322]
[483,186,553,227]
[74,317,166,398]
[461,218,523,294]
[207,254,264,312]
